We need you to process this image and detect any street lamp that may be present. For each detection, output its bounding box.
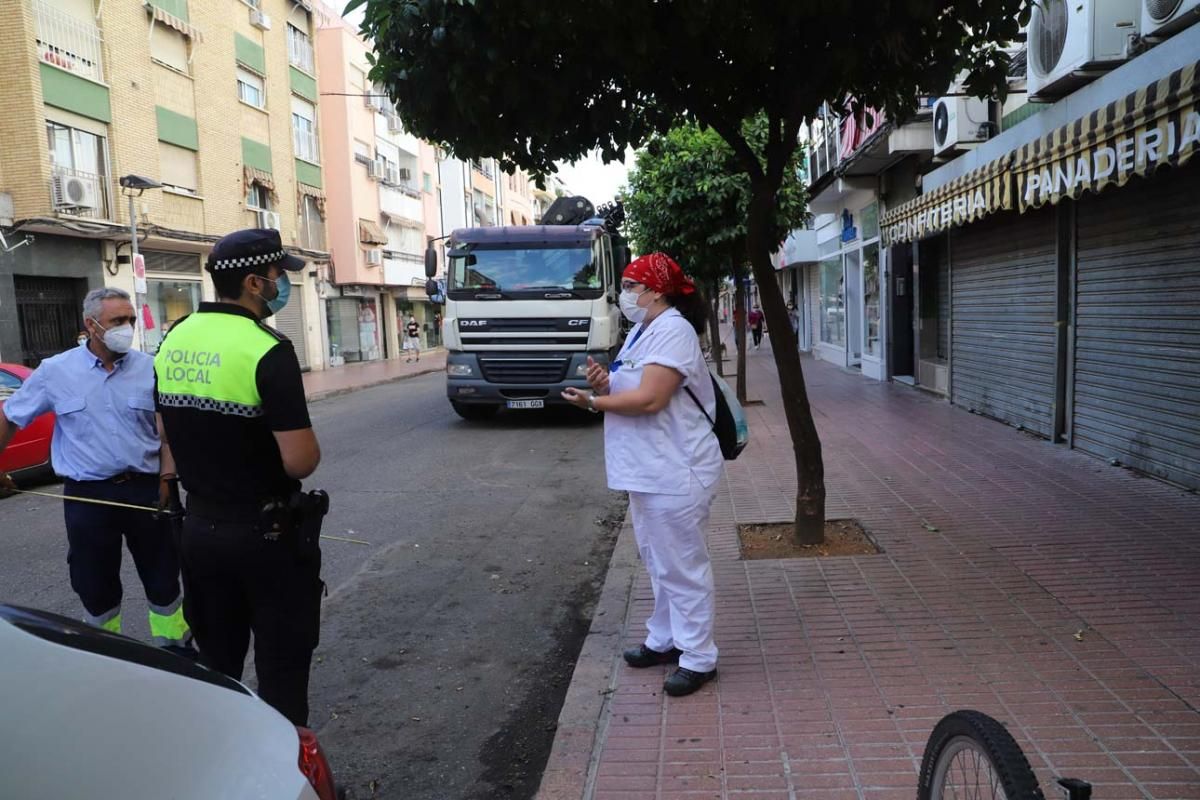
[119,174,161,352]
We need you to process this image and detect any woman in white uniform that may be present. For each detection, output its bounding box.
[562,253,723,697]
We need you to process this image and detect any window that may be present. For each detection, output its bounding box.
[291,96,319,163]
[298,195,325,251]
[819,256,844,347]
[861,202,879,241]
[287,24,314,73]
[145,279,201,353]
[150,24,189,73]
[237,68,265,109]
[246,182,270,211]
[862,243,880,358]
[46,121,109,217]
[159,142,198,194]
[422,172,432,193]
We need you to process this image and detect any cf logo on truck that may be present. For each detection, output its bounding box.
[460,320,487,327]
[567,319,588,327]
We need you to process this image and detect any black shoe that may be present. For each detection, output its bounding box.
[663,667,717,696]
[623,644,682,669]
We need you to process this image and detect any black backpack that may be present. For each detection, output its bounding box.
[684,373,746,461]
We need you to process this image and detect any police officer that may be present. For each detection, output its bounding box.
[154,229,325,726]
[0,287,192,654]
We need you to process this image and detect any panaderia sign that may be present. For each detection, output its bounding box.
[880,155,1011,246]
[1015,60,1199,210]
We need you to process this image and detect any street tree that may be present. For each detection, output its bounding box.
[622,120,807,399]
[353,0,1024,543]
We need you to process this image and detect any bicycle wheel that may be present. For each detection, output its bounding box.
[917,710,1045,800]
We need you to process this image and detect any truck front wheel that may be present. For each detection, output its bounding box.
[450,401,500,421]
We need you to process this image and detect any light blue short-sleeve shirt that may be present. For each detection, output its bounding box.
[3,343,160,480]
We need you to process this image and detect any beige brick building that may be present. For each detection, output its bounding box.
[0,0,328,369]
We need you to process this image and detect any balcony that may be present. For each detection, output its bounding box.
[49,166,110,220]
[34,0,104,84]
[380,183,423,223]
[287,27,315,74]
[383,251,424,287]
[293,128,320,164]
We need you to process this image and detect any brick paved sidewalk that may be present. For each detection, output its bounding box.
[301,349,445,401]
[539,334,1200,800]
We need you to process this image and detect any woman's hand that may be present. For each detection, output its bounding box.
[560,387,593,410]
[585,356,610,395]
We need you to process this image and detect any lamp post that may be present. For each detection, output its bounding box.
[119,174,161,352]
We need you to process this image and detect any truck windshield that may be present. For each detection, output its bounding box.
[448,244,602,297]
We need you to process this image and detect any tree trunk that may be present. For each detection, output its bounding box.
[709,278,724,377]
[745,180,826,546]
[732,258,748,405]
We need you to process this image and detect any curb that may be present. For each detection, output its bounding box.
[305,362,445,403]
[535,512,639,800]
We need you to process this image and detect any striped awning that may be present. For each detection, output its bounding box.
[880,154,1012,246]
[358,219,389,246]
[1014,60,1200,211]
[149,4,203,42]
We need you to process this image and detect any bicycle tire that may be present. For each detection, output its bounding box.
[917,710,1045,800]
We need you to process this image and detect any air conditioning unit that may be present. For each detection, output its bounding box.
[367,160,384,180]
[387,113,403,133]
[1141,0,1200,40]
[1027,0,1140,101]
[932,96,991,156]
[385,164,400,185]
[52,174,100,211]
[257,209,281,230]
[250,9,272,30]
[364,248,383,266]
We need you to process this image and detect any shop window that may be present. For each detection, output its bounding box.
[159,141,198,194]
[237,67,265,109]
[150,24,189,73]
[862,243,880,358]
[861,202,879,241]
[145,279,201,353]
[819,256,844,348]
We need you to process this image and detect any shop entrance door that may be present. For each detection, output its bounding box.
[14,275,86,366]
[889,244,914,380]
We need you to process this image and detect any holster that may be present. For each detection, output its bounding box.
[259,489,330,559]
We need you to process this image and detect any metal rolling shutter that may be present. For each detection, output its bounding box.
[950,208,1057,437]
[1072,166,1200,489]
[272,298,310,370]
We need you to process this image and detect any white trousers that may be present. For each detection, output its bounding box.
[628,475,719,672]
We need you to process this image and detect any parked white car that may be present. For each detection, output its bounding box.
[0,604,337,799]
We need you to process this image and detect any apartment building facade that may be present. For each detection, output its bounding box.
[0,0,329,368]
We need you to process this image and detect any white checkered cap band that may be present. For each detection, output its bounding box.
[209,250,287,271]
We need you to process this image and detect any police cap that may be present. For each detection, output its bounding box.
[207,228,306,273]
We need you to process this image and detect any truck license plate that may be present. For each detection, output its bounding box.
[506,399,544,409]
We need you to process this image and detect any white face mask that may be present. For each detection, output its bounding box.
[619,289,648,324]
[92,319,135,354]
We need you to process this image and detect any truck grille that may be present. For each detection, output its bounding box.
[478,356,569,384]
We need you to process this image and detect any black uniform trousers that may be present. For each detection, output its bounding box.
[178,510,322,727]
[62,474,182,623]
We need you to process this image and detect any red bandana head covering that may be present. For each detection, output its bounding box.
[623,253,695,296]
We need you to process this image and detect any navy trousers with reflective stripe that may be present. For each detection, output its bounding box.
[178,513,322,727]
[62,476,182,625]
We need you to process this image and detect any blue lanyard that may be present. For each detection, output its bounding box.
[609,325,646,373]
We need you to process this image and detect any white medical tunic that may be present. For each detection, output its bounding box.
[603,308,723,495]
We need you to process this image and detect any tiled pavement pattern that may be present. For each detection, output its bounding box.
[551,336,1200,800]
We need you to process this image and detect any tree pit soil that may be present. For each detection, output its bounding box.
[738,519,880,560]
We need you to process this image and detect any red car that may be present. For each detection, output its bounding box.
[0,363,55,479]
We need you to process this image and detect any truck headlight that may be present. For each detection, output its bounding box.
[447,364,474,376]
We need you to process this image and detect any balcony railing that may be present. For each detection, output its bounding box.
[293,128,320,164]
[50,166,110,220]
[34,0,104,83]
[807,107,842,186]
[287,28,315,73]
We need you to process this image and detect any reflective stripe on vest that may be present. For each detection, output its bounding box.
[155,313,278,416]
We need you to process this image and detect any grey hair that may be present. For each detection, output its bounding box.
[82,287,132,320]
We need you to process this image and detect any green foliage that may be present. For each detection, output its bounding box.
[352,0,1026,178]
[623,119,808,282]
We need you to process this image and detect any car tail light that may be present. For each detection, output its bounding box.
[297,726,337,800]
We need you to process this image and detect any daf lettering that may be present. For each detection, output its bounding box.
[460,320,488,327]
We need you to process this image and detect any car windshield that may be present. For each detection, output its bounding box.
[449,245,599,293]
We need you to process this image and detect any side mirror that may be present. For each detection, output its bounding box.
[424,245,438,278]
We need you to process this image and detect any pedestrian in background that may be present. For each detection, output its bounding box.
[748,304,765,349]
[405,315,421,362]
[0,287,192,655]
[561,252,723,697]
[787,302,799,335]
[155,229,326,726]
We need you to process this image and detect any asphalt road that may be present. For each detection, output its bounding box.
[0,372,625,800]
